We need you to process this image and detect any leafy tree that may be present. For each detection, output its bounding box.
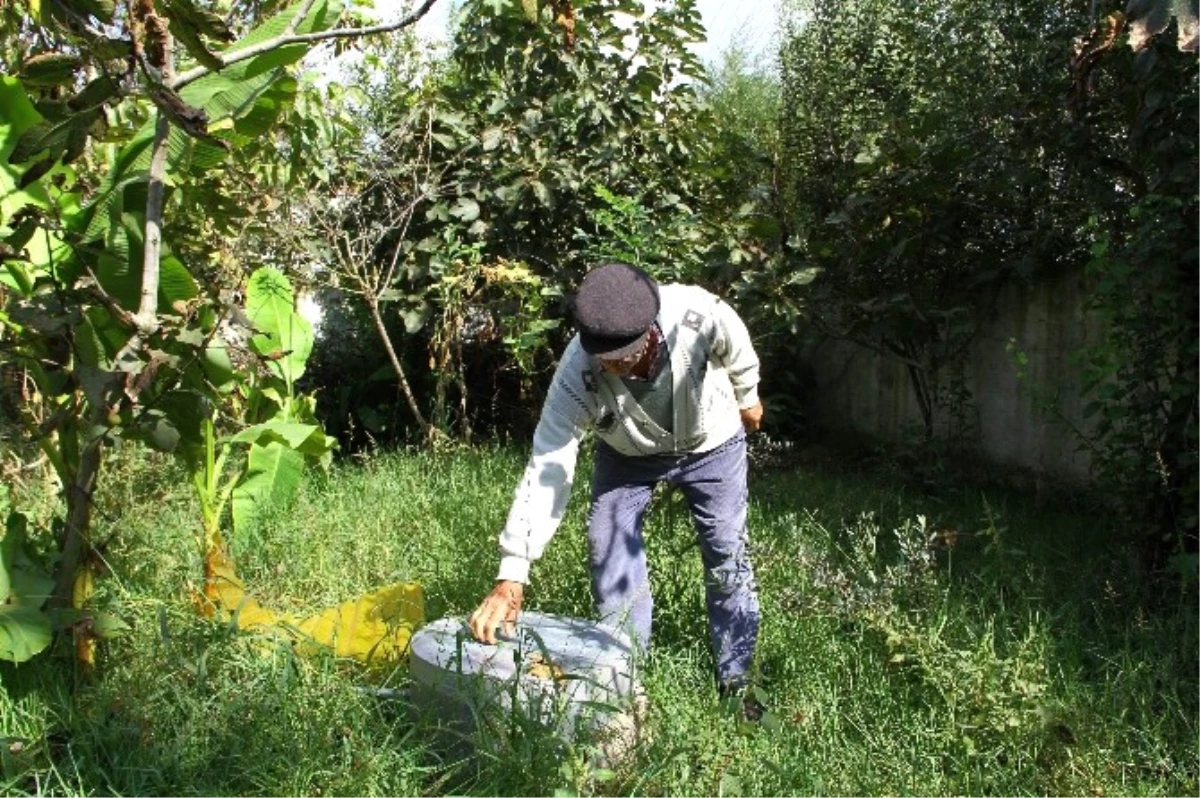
[0,0,439,660]
[778,0,1110,441]
[1070,5,1198,563]
[280,55,450,442]
[774,0,1197,561]
[275,0,736,444]
[263,33,564,444]
[691,42,826,436]
[424,0,714,278]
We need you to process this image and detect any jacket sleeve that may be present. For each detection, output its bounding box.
[496,345,593,583]
[708,297,761,409]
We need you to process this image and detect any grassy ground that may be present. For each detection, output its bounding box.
[1,440,1196,796]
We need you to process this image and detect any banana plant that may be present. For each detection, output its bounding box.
[186,267,335,607]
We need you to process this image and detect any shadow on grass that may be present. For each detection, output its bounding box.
[745,447,1199,795]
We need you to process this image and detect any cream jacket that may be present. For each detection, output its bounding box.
[496,284,761,583]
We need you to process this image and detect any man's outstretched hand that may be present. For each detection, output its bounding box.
[740,401,764,433]
[468,580,524,644]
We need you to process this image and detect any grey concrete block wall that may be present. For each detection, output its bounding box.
[802,272,1104,483]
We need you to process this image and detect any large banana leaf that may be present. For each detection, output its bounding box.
[0,77,42,244]
[76,120,232,243]
[0,515,54,664]
[85,215,199,310]
[244,266,313,385]
[215,0,341,73]
[228,419,333,460]
[231,440,305,537]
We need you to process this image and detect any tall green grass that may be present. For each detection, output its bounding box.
[1,442,1195,796]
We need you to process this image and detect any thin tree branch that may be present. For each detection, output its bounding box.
[135,29,177,335]
[285,0,322,36]
[170,0,440,91]
[137,112,172,330]
[367,295,430,434]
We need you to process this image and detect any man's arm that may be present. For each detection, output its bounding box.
[495,399,587,582]
[709,297,762,411]
[469,344,592,643]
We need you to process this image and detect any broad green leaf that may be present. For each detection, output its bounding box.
[231,441,305,536]
[90,611,131,638]
[230,76,298,139]
[185,66,281,123]
[244,44,310,78]
[0,559,10,609]
[92,218,199,310]
[0,605,52,663]
[77,58,277,245]
[69,75,120,112]
[74,132,153,242]
[10,110,99,170]
[1,514,53,608]
[229,420,318,449]
[9,119,70,167]
[18,52,82,87]
[155,392,211,465]
[217,0,342,67]
[135,411,184,453]
[75,307,114,368]
[0,512,21,603]
[0,77,55,232]
[245,267,313,384]
[169,15,225,71]
[202,342,237,389]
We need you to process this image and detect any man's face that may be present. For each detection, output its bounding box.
[597,335,648,376]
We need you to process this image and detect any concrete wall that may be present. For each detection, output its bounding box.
[803,273,1103,482]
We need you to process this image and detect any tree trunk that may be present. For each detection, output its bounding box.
[51,428,102,609]
[456,335,472,444]
[367,297,431,439]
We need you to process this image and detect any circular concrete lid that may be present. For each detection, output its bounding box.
[410,611,636,694]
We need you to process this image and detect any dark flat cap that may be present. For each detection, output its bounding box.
[573,263,660,358]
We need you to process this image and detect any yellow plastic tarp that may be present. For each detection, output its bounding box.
[204,547,424,665]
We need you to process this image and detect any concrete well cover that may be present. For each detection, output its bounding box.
[409,612,640,743]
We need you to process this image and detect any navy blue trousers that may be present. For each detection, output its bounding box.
[587,429,760,686]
